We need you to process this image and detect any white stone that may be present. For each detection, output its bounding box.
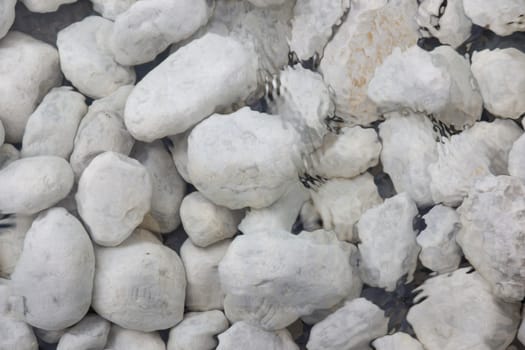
[187,108,301,210]
[76,152,152,247]
[33,328,66,344]
[217,322,298,350]
[22,87,87,159]
[167,311,229,350]
[357,193,420,291]
[463,0,525,36]
[105,325,165,350]
[511,133,525,180]
[372,333,424,350]
[56,314,111,350]
[307,298,388,350]
[518,318,525,346]
[11,208,95,330]
[471,48,525,119]
[91,0,137,19]
[0,215,34,278]
[124,33,258,142]
[417,0,472,48]
[290,0,350,61]
[0,31,61,143]
[180,239,230,311]
[429,119,522,206]
[21,0,77,12]
[0,0,16,40]
[0,314,38,350]
[219,230,360,330]
[311,174,382,242]
[110,0,213,66]
[57,16,136,99]
[0,144,19,169]
[180,192,242,247]
[313,126,381,180]
[457,175,525,302]
[70,85,135,180]
[319,0,418,126]
[0,156,74,215]
[92,229,186,332]
[168,129,191,183]
[0,120,4,147]
[132,141,186,234]
[407,268,521,350]
[299,200,322,232]
[417,205,461,273]
[246,0,290,7]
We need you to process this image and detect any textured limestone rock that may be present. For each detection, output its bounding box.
[217,322,298,350]
[357,193,420,291]
[372,332,424,350]
[0,215,34,278]
[167,311,229,350]
[0,31,61,143]
[180,239,230,311]
[11,208,95,330]
[22,87,87,159]
[319,0,418,126]
[417,205,462,273]
[310,174,382,242]
[124,33,258,142]
[21,0,78,13]
[0,144,19,169]
[0,0,16,39]
[132,141,186,234]
[56,314,110,350]
[219,230,360,330]
[509,133,525,180]
[105,325,165,350]
[0,156,74,215]
[307,298,388,350]
[187,108,301,210]
[457,175,525,302]
[0,313,38,350]
[76,152,152,247]
[471,48,525,119]
[92,229,186,332]
[70,85,135,180]
[57,16,136,99]
[407,268,521,350]
[91,0,137,20]
[180,192,243,247]
[463,0,525,36]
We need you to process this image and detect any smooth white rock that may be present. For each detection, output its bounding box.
[417,205,462,273]
[132,141,186,234]
[91,0,137,20]
[311,174,382,242]
[463,0,525,36]
[22,87,87,159]
[417,0,472,48]
[0,31,61,143]
[21,0,77,12]
[180,239,230,311]
[518,318,525,346]
[105,325,165,350]
[0,156,74,215]
[307,298,388,350]
[70,85,135,180]
[217,322,298,350]
[457,175,525,302]
[180,192,242,247]
[219,230,360,330]
[319,0,418,126]
[187,108,301,210]
[168,129,191,183]
[0,215,34,278]
[0,144,19,169]
[167,311,229,350]
[92,229,186,332]
[110,0,213,66]
[0,314,38,350]
[290,0,350,61]
[357,193,420,291]
[510,133,525,180]
[11,208,95,330]
[299,200,322,232]
[56,314,111,350]
[76,152,152,246]
[0,0,16,40]
[471,48,525,119]
[57,16,136,99]
[124,33,258,142]
[372,333,424,350]
[407,268,521,350]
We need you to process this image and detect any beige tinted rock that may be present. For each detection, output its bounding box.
[217,322,298,350]
[105,325,165,350]
[167,311,229,350]
[11,208,95,330]
[0,314,38,350]
[180,192,242,247]
[0,31,61,143]
[22,87,87,159]
[91,0,137,19]
[0,144,19,169]
[0,156,74,215]
[372,333,424,350]
[21,0,78,12]
[92,229,186,331]
[0,0,16,40]
[463,0,525,36]
[0,215,34,278]
[56,314,110,350]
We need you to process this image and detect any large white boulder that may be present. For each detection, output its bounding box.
[0,313,38,350]
[0,215,34,278]
[372,333,424,350]
[167,311,229,350]
[56,314,110,350]
[463,0,525,36]
[217,322,298,350]
[0,0,16,40]
[21,0,78,12]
